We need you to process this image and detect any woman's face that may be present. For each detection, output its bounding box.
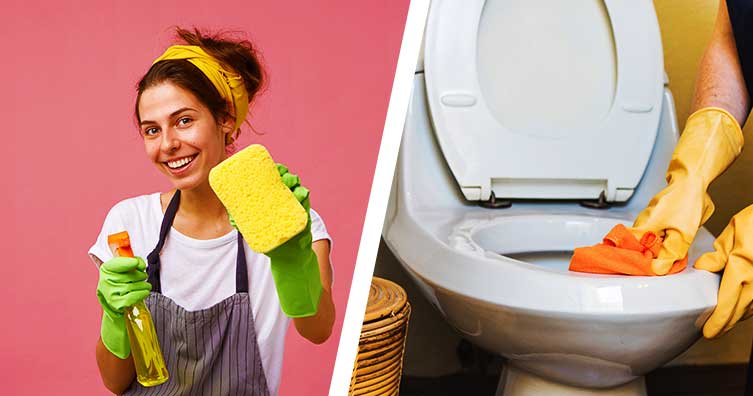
[138,82,231,192]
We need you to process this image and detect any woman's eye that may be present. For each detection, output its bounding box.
[143,127,159,136]
[178,117,192,126]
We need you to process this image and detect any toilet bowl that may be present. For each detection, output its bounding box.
[382,1,720,395]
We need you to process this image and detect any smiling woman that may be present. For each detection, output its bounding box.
[138,83,231,190]
[89,27,335,396]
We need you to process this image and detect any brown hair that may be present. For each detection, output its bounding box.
[135,27,266,146]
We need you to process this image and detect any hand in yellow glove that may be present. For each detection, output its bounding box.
[695,204,753,338]
[629,107,743,275]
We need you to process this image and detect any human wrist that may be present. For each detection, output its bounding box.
[269,246,322,318]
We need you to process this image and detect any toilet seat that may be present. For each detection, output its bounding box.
[424,0,664,202]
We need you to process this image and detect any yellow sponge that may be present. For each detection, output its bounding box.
[209,144,308,253]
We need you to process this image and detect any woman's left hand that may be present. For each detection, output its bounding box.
[228,163,333,339]
[264,164,323,318]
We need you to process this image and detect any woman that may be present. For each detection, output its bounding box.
[89,28,335,395]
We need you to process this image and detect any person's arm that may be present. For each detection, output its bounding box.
[91,254,141,394]
[96,337,136,395]
[293,239,335,344]
[624,0,747,275]
[693,0,751,124]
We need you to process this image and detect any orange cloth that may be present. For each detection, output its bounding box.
[569,224,687,275]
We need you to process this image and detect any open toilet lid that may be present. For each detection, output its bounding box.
[424,0,664,202]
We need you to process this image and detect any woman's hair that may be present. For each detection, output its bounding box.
[135,27,266,146]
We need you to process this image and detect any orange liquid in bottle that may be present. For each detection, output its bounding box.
[108,231,169,387]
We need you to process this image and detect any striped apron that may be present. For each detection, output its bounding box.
[125,190,270,396]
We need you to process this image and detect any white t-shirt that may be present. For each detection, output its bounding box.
[88,192,331,396]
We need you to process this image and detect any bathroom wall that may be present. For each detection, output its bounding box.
[374,0,753,377]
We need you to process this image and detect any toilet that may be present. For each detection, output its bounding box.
[382,1,721,395]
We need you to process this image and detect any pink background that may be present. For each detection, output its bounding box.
[0,1,408,394]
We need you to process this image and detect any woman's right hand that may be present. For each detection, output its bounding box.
[96,256,151,359]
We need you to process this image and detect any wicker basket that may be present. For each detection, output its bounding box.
[349,277,411,396]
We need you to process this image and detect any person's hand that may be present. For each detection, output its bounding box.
[96,256,151,359]
[628,108,743,275]
[265,163,322,318]
[695,204,753,338]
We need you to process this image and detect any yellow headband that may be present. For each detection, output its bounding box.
[152,45,248,132]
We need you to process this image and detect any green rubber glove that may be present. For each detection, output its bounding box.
[267,164,322,318]
[226,164,322,317]
[96,256,152,359]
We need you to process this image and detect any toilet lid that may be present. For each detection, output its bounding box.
[425,0,664,202]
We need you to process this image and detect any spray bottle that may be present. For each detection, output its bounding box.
[108,231,169,386]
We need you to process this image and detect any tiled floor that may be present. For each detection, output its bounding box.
[399,365,748,396]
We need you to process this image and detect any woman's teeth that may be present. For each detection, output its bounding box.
[167,155,195,169]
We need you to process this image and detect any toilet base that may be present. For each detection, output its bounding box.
[495,365,647,396]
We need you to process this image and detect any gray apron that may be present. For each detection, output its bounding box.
[125,190,270,396]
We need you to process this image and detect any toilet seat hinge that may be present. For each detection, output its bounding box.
[580,190,611,209]
[480,191,512,209]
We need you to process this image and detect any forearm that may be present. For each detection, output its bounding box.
[692,0,751,124]
[293,288,336,344]
[293,240,335,343]
[96,337,136,395]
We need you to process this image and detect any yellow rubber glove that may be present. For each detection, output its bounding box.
[629,107,743,275]
[695,204,753,338]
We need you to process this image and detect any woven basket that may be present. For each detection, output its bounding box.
[349,277,411,396]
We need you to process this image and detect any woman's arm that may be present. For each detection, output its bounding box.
[96,336,136,394]
[293,239,335,344]
[692,0,751,124]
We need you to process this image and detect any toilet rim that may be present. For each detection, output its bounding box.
[453,213,708,274]
[386,208,720,316]
[451,213,643,257]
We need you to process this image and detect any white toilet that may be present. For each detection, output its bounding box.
[382,1,721,395]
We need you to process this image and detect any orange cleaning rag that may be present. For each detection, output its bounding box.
[569,223,687,275]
